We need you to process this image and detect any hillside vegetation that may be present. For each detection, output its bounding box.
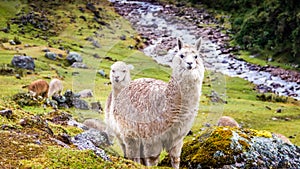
[0,0,300,168]
[165,0,300,66]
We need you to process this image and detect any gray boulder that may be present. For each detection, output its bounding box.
[66,52,83,64]
[45,52,57,60]
[73,99,89,110]
[9,40,16,45]
[71,128,111,161]
[11,55,35,70]
[77,89,93,98]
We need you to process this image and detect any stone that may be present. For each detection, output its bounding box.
[0,109,13,118]
[66,52,83,64]
[91,101,102,112]
[11,55,35,70]
[71,128,111,161]
[98,69,105,77]
[120,35,126,40]
[71,62,88,69]
[73,99,89,110]
[77,89,93,98]
[9,40,16,45]
[45,52,57,60]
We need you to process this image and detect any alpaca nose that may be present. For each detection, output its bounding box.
[187,62,193,69]
[115,76,119,82]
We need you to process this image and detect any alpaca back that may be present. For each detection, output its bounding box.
[48,78,63,98]
[113,78,179,138]
[28,79,49,98]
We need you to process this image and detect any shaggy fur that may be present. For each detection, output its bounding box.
[112,38,205,169]
[28,79,49,98]
[48,78,63,98]
[105,61,133,142]
[217,116,240,128]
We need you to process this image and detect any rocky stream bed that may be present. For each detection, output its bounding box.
[110,0,300,100]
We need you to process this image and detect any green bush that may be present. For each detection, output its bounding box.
[186,0,300,65]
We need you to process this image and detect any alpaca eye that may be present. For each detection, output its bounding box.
[194,55,198,59]
[112,70,115,73]
[122,70,126,73]
[180,54,184,58]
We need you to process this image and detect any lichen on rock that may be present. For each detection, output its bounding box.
[160,127,300,168]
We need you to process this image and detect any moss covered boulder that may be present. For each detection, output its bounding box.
[161,127,300,168]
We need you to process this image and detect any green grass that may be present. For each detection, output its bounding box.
[0,0,300,168]
[237,50,300,71]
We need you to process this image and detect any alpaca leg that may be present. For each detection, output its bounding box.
[143,154,160,166]
[168,140,184,169]
[124,136,142,164]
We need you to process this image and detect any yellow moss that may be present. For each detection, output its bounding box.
[180,127,236,167]
[238,140,250,150]
[48,122,83,137]
[21,146,148,169]
[242,128,273,138]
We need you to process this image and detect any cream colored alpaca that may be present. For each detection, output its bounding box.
[112,38,205,169]
[105,61,133,142]
[48,78,63,98]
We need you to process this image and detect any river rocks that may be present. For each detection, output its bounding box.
[11,55,35,70]
[66,52,83,64]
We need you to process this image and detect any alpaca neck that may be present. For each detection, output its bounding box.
[168,67,204,116]
[112,79,129,98]
[112,85,123,98]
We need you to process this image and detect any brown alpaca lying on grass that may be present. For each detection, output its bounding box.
[111,38,205,169]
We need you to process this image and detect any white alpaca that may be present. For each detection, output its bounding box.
[112,38,205,169]
[48,78,63,98]
[105,61,133,142]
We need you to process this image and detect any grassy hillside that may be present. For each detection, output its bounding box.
[0,0,299,168]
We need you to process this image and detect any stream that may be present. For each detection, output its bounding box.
[110,0,300,100]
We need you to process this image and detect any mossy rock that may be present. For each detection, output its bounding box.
[160,127,300,168]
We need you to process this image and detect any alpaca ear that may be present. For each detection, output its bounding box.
[127,64,134,70]
[195,37,202,52]
[177,38,183,50]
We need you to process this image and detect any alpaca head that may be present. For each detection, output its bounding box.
[110,61,134,86]
[172,38,204,78]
